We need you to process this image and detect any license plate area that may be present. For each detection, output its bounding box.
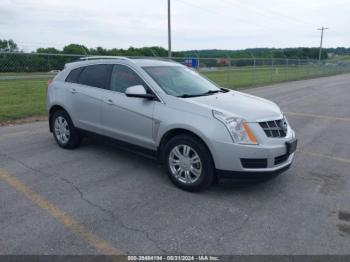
[286,138,297,154]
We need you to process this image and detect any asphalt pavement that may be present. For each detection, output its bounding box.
[1,73,350,255]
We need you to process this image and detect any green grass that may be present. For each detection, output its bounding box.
[201,65,346,88]
[0,72,56,78]
[0,65,349,123]
[329,55,350,61]
[0,79,48,122]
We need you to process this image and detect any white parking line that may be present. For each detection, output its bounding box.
[0,169,121,255]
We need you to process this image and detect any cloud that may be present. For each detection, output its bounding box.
[1,0,349,51]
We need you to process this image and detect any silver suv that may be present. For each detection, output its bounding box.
[47,57,297,191]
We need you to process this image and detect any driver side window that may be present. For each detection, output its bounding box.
[110,64,147,93]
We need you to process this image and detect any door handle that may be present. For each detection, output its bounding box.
[104,99,113,105]
[70,88,77,94]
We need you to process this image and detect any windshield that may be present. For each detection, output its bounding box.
[142,66,220,97]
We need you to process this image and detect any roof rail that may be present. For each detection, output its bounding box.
[64,56,134,68]
[79,56,132,61]
[145,57,174,62]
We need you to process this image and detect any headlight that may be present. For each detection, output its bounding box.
[213,110,258,145]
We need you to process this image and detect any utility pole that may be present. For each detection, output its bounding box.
[168,0,172,58]
[318,26,328,62]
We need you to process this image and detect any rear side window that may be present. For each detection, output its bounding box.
[78,64,111,89]
[65,67,84,83]
[110,64,147,93]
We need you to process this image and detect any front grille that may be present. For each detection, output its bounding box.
[274,154,289,165]
[241,158,268,169]
[259,119,287,138]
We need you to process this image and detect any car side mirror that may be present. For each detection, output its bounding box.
[125,85,155,100]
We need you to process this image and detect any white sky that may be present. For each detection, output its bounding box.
[1,0,349,51]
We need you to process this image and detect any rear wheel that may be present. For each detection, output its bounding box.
[164,134,215,192]
[51,110,81,149]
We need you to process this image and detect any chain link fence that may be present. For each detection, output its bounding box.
[1,51,350,88]
[1,51,350,122]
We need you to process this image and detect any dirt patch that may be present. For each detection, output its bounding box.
[339,211,350,222]
[337,211,350,236]
[309,170,349,196]
[337,224,350,235]
[0,115,48,127]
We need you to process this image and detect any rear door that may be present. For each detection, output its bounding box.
[68,64,112,132]
[100,64,156,149]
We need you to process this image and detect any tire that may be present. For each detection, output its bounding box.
[163,134,215,192]
[51,109,81,149]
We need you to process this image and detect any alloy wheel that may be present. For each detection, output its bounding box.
[168,144,202,184]
[54,116,70,144]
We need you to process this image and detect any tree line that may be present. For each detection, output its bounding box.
[2,39,344,59]
[1,39,349,72]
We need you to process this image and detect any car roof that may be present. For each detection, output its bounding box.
[132,58,180,67]
[65,57,182,69]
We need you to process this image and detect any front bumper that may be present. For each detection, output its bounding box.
[216,162,292,181]
[209,127,296,178]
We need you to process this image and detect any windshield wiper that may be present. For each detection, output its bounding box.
[177,94,201,98]
[203,89,222,95]
[177,89,222,98]
[195,89,223,97]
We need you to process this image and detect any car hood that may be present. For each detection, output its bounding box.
[187,91,283,122]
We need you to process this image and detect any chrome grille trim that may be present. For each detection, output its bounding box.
[259,119,287,138]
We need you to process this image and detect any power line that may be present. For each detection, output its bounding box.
[175,0,224,16]
[174,0,312,31]
[219,0,315,27]
[174,0,260,26]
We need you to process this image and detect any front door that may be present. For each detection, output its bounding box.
[100,64,156,149]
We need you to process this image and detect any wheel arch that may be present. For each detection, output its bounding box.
[48,104,71,132]
[157,128,216,168]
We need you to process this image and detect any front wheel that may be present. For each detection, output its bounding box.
[164,134,215,192]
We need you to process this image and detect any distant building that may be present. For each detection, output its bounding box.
[217,58,230,66]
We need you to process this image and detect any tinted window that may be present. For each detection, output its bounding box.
[78,64,111,89]
[110,65,146,93]
[65,67,84,83]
